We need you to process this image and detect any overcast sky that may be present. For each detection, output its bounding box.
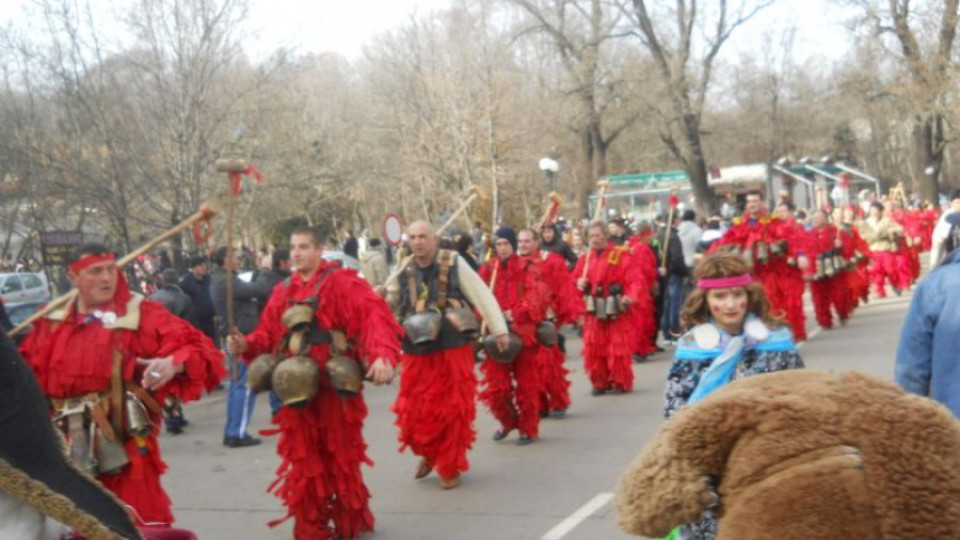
[2,0,856,63]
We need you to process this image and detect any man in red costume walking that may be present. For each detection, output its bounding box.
[806,210,852,329]
[479,227,546,445]
[389,221,509,489]
[19,243,225,529]
[574,221,648,394]
[714,192,808,341]
[840,205,871,310]
[228,226,399,540]
[517,228,584,417]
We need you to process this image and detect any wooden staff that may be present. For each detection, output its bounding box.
[660,191,679,272]
[535,192,562,231]
[8,201,222,337]
[214,159,247,338]
[383,185,483,287]
[580,180,611,281]
[215,158,247,382]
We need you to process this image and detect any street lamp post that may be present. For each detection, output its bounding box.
[539,157,560,192]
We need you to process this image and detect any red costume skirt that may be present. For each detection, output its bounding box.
[479,346,542,439]
[538,344,571,413]
[265,385,373,540]
[393,345,477,479]
[810,275,851,329]
[98,428,173,527]
[869,251,900,297]
[582,314,636,392]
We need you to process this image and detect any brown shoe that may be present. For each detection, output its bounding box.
[414,458,433,480]
[439,474,461,489]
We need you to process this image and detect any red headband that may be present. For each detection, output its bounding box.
[69,253,116,274]
[697,274,753,290]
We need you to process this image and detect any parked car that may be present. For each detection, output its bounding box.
[0,273,51,307]
[4,301,44,327]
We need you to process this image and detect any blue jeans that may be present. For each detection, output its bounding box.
[224,355,257,438]
[661,274,687,341]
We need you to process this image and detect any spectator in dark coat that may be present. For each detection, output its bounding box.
[456,235,480,271]
[148,268,197,435]
[540,223,578,270]
[658,217,689,343]
[253,248,291,300]
[179,255,216,340]
[148,269,197,326]
[209,247,271,448]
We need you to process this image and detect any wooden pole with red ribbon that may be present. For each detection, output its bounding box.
[535,191,562,231]
[580,180,612,281]
[660,190,679,272]
[8,201,222,338]
[214,159,263,381]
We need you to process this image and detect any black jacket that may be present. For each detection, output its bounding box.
[179,271,216,339]
[659,228,688,277]
[209,266,271,336]
[252,268,290,314]
[541,237,578,271]
[148,284,197,326]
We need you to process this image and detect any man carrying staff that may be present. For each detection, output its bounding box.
[227,226,399,540]
[388,221,510,489]
[574,222,648,394]
[479,227,546,445]
[517,228,583,417]
[18,243,225,528]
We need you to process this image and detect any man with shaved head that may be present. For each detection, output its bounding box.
[389,221,509,489]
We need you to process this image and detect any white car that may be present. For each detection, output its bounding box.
[0,272,51,307]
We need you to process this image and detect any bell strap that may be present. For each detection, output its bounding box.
[109,349,124,438]
[50,393,118,443]
[123,382,163,416]
[436,249,455,310]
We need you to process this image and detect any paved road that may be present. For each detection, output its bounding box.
[160,289,914,540]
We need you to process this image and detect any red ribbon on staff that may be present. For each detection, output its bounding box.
[668,194,679,208]
[230,164,265,195]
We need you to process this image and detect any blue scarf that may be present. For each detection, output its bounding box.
[677,315,795,404]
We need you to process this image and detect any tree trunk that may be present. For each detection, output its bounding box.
[913,115,944,204]
[682,114,718,216]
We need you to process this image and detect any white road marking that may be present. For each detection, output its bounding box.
[541,492,614,540]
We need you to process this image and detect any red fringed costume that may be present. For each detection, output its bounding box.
[523,250,584,414]
[712,213,808,341]
[840,223,871,309]
[243,262,401,540]
[478,255,545,439]
[392,250,482,483]
[625,238,659,356]
[393,345,476,478]
[573,243,646,393]
[805,224,852,329]
[19,272,224,527]
[890,207,922,285]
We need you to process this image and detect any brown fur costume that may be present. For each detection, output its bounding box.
[615,370,960,539]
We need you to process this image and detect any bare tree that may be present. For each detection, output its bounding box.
[845,0,959,201]
[507,0,642,216]
[620,0,773,215]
